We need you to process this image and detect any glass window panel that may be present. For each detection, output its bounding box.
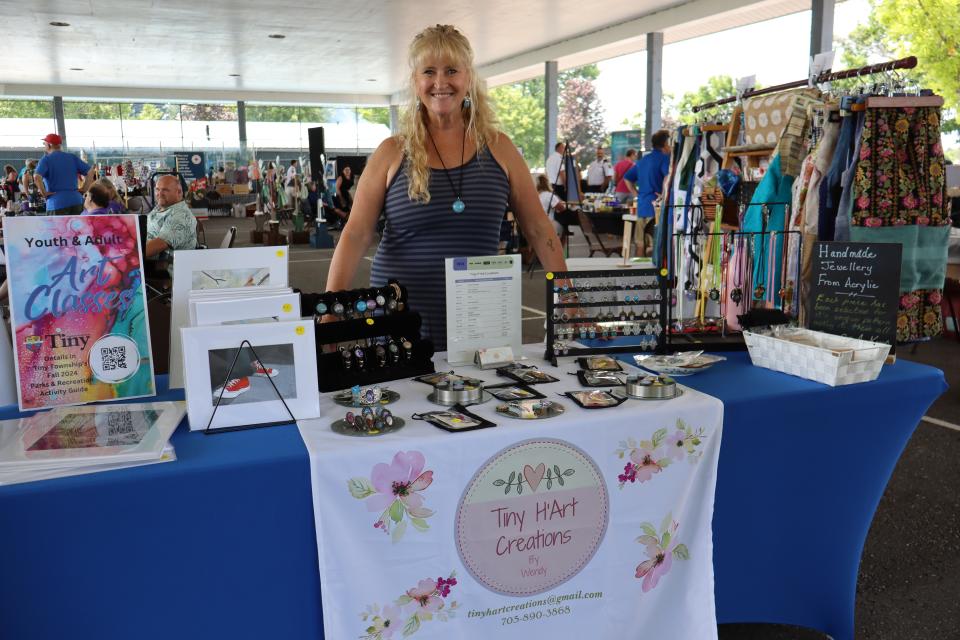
[0,99,56,148]
[63,101,124,153]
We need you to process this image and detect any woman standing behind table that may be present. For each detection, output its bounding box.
[335,165,354,212]
[325,24,566,351]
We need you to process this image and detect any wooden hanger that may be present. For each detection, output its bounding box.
[851,95,944,111]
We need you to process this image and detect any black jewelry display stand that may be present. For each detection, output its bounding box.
[204,340,298,435]
[302,287,436,392]
[662,202,801,353]
[544,268,669,366]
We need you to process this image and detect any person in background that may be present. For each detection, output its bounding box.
[97,177,126,213]
[306,181,321,220]
[321,184,350,229]
[19,159,37,202]
[145,175,197,258]
[285,159,299,203]
[613,148,637,205]
[335,164,354,212]
[536,173,566,236]
[34,134,96,214]
[623,130,672,256]
[2,165,18,202]
[585,146,612,193]
[82,183,113,215]
[545,142,566,201]
[325,24,566,350]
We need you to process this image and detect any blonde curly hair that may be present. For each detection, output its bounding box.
[400,24,499,204]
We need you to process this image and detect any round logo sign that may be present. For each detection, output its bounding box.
[455,438,608,596]
[88,334,140,383]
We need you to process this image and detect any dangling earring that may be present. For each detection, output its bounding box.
[462,94,472,109]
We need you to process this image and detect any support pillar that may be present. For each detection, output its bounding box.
[237,100,248,158]
[53,96,66,147]
[389,105,400,135]
[644,32,663,151]
[810,0,835,56]
[545,60,558,164]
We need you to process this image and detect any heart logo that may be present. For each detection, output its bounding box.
[523,463,546,493]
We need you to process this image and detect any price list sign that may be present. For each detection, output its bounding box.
[809,241,901,345]
[445,255,521,364]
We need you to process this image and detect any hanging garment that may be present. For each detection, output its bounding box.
[742,154,794,304]
[850,106,951,341]
[834,110,867,241]
[818,108,860,241]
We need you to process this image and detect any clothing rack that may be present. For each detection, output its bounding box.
[691,56,918,113]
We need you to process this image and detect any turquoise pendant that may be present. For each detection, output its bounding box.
[452,198,466,213]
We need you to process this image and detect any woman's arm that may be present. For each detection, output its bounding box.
[490,135,567,272]
[325,138,402,292]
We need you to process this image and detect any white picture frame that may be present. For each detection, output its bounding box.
[169,247,289,389]
[0,401,185,469]
[189,292,300,327]
[180,320,319,431]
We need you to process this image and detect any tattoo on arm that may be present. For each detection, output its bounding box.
[547,238,554,251]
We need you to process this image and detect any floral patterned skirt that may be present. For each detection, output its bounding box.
[851,106,950,342]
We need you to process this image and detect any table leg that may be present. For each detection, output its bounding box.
[621,218,634,265]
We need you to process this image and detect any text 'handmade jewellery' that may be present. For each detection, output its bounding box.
[425,125,467,213]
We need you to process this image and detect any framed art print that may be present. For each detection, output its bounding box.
[180,320,319,431]
[169,246,289,389]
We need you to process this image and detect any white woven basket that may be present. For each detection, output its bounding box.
[742,328,890,387]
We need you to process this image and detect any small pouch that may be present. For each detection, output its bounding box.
[563,389,628,409]
[485,384,547,401]
[413,371,455,386]
[577,355,623,371]
[575,370,625,387]
[497,364,560,385]
[411,405,497,433]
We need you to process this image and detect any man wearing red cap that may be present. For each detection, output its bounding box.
[34,133,96,214]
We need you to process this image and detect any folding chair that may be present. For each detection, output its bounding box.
[576,210,622,258]
[219,226,238,249]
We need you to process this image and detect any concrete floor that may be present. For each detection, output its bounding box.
[205,214,960,640]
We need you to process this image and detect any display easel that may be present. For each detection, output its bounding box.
[204,340,297,434]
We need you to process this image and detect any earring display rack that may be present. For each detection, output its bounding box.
[544,268,669,366]
[665,226,802,352]
[301,280,436,392]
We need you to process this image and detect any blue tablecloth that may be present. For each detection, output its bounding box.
[0,354,946,640]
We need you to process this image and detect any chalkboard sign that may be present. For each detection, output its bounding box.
[809,241,902,345]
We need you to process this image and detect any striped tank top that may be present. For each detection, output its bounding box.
[371,148,510,352]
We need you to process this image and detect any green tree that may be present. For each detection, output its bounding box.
[558,77,607,167]
[246,105,332,122]
[63,102,121,119]
[180,104,238,121]
[489,64,602,167]
[838,0,959,134]
[135,104,167,120]
[0,99,54,118]
[490,83,545,162]
[358,107,390,127]
[671,75,737,125]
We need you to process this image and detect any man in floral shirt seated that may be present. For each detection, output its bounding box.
[146,175,197,258]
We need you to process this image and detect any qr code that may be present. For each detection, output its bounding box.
[101,346,127,371]
[106,411,134,436]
